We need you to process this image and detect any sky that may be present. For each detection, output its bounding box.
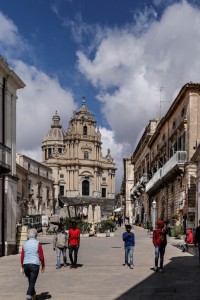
[1,0,200,192]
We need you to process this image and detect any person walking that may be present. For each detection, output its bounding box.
[68,221,81,269]
[53,225,68,269]
[195,221,200,263]
[21,228,45,300]
[152,220,167,272]
[122,224,135,269]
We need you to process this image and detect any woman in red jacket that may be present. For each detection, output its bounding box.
[152,220,167,272]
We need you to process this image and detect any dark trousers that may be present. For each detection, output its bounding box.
[24,264,40,298]
[69,245,79,266]
[155,246,165,269]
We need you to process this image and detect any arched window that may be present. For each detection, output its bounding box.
[82,180,89,196]
[83,126,87,135]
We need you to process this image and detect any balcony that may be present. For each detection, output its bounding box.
[146,168,162,192]
[162,151,187,178]
[0,143,11,174]
[145,151,187,193]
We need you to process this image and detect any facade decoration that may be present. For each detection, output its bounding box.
[42,97,117,217]
[0,56,25,256]
[16,154,55,218]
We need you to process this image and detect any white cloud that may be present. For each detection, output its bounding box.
[14,60,77,155]
[76,0,200,147]
[0,11,30,59]
[100,127,132,191]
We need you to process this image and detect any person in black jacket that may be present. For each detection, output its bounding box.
[195,221,200,263]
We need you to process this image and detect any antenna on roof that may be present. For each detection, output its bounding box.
[154,86,169,118]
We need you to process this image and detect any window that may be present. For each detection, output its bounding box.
[83,126,87,135]
[172,120,176,129]
[58,148,62,153]
[48,148,52,158]
[84,151,89,159]
[181,107,185,117]
[28,182,31,194]
[82,180,89,196]
[47,189,50,200]
[102,177,106,181]
[60,174,64,179]
[28,163,30,172]
[59,185,64,196]
[102,188,106,198]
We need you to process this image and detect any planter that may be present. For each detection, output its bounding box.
[80,233,89,238]
[96,233,106,237]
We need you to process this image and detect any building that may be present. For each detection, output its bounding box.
[130,119,158,226]
[41,98,117,217]
[0,56,25,256]
[129,83,200,230]
[123,157,134,221]
[16,154,55,217]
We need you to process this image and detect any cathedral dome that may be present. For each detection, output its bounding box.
[43,112,65,142]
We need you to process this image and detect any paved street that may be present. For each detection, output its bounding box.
[0,225,200,300]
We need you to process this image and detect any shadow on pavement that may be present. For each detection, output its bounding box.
[37,291,51,299]
[115,255,200,300]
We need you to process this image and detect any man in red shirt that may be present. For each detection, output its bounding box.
[68,221,81,268]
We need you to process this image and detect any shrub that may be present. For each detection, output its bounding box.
[94,220,116,233]
[174,224,184,238]
[61,217,92,234]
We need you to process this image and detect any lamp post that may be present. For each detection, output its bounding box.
[152,200,157,229]
[63,204,67,218]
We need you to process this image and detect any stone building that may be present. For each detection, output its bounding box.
[16,154,55,217]
[129,83,200,230]
[123,157,134,220]
[0,56,25,256]
[42,98,117,217]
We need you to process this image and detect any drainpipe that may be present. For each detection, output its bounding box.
[1,77,5,256]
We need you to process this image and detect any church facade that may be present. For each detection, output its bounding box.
[42,98,117,217]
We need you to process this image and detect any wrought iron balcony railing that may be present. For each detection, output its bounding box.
[145,151,187,193]
[0,143,11,174]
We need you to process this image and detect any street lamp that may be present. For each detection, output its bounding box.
[63,204,67,217]
[152,200,157,229]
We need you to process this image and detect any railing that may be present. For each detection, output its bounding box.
[162,151,187,178]
[146,151,187,192]
[0,143,11,172]
[146,168,162,192]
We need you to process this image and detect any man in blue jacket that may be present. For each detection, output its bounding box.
[122,224,135,269]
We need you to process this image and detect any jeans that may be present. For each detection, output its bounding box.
[124,246,134,266]
[56,247,67,267]
[69,245,79,266]
[155,246,165,269]
[23,264,40,299]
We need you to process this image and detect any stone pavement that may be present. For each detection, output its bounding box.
[0,225,200,300]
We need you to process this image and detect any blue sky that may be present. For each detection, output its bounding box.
[1,0,200,191]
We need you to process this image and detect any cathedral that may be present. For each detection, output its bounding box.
[42,98,117,217]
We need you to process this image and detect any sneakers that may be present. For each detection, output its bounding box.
[124,264,128,268]
[159,268,163,272]
[130,265,134,269]
[56,265,60,269]
[153,267,158,272]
